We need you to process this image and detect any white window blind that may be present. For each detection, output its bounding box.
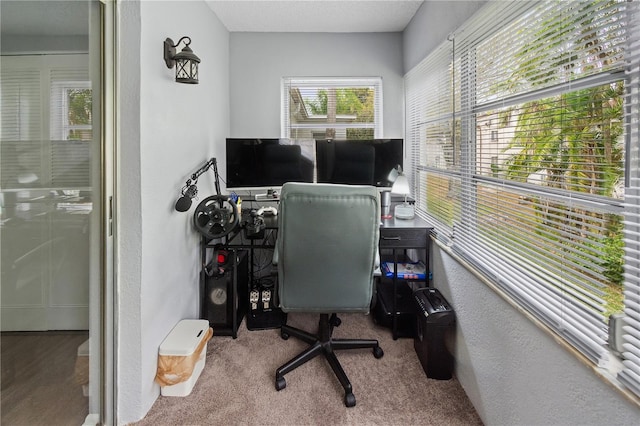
[406,42,460,229]
[0,64,43,188]
[406,0,640,397]
[0,55,90,190]
[281,77,383,140]
[618,2,640,395]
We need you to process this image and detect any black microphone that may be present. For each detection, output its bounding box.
[175,185,198,212]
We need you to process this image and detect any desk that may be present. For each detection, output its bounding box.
[377,215,433,339]
[201,207,432,338]
[199,208,281,337]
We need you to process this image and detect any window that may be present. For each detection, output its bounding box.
[281,77,383,140]
[51,81,92,141]
[406,0,640,397]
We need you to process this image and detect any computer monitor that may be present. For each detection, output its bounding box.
[315,139,403,187]
[225,138,315,191]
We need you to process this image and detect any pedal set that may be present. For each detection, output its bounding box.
[250,289,260,311]
[247,284,286,331]
[249,288,273,312]
[262,289,271,310]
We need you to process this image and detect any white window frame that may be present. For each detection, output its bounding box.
[281,77,383,139]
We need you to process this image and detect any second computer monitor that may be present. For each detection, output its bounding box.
[315,139,403,187]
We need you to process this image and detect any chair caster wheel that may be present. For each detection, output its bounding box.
[331,317,341,327]
[280,331,289,340]
[275,376,286,391]
[344,392,356,407]
[373,346,384,359]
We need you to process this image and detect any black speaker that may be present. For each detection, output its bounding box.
[203,249,248,338]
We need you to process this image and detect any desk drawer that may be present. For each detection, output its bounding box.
[379,228,428,248]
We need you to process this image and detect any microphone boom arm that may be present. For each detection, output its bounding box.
[183,157,221,196]
[175,157,222,212]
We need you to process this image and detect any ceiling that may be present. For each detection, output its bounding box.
[0,0,424,37]
[0,1,88,36]
[205,0,425,33]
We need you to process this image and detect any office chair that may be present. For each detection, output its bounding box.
[273,182,383,407]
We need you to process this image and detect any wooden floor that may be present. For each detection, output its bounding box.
[1,331,89,426]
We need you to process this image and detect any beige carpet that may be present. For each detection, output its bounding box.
[136,313,482,426]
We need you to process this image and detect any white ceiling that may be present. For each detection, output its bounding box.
[0,0,425,37]
[0,1,88,36]
[206,0,425,33]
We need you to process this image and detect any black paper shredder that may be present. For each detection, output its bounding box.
[413,288,456,380]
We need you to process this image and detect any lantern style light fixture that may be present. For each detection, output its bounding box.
[164,36,200,84]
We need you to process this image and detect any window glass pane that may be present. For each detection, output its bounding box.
[283,77,382,139]
[470,180,623,316]
[476,82,625,199]
[474,0,628,104]
[423,120,461,171]
[289,126,374,140]
[67,88,92,140]
[417,170,461,229]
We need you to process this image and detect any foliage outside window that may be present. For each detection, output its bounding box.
[51,81,92,141]
[281,77,382,140]
[406,0,640,397]
[66,88,93,140]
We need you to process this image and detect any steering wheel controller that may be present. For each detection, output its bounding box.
[193,195,240,239]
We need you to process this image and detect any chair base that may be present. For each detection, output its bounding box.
[274,313,384,407]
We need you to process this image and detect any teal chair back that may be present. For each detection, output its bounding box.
[275,182,380,313]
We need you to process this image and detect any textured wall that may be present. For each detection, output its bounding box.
[402,1,485,73]
[118,0,230,422]
[432,243,639,424]
[229,32,404,139]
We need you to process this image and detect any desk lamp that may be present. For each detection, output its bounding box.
[383,166,401,219]
[391,171,414,220]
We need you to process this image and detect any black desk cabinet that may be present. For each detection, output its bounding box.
[200,238,249,339]
[375,216,433,339]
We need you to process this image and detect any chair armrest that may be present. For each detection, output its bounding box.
[373,249,381,276]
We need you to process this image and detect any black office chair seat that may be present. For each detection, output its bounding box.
[275,313,384,407]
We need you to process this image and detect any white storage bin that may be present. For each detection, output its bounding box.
[157,319,211,397]
[75,338,90,397]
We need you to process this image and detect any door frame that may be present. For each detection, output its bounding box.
[98,0,117,424]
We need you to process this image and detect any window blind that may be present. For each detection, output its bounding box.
[618,2,640,395]
[406,0,640,397]
[0,55,90,190]
[281,77,383,140]
[0,63,43,188]
[406,42,460,229]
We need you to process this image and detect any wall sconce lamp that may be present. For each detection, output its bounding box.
[164,36,200,84]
